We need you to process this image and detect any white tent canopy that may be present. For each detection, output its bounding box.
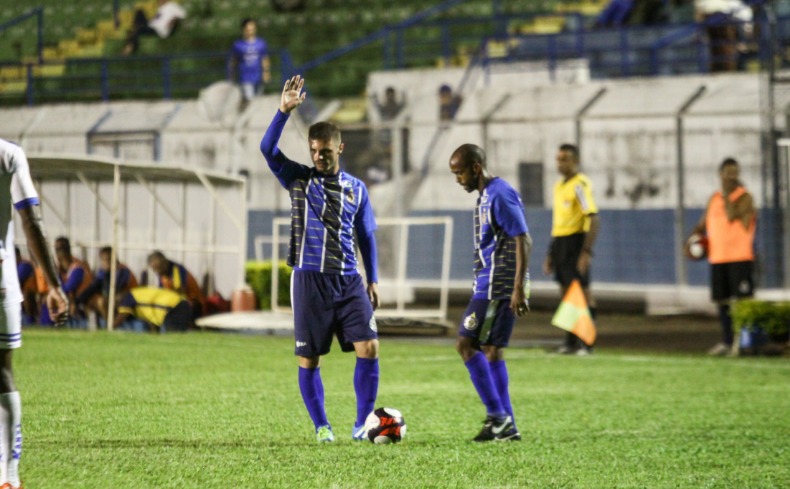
[25,153,247,329]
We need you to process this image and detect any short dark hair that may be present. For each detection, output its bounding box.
[308,121,341,144]
[240,17,255,29]
[559,143,579,161]
[99,246,112,256]
[55,236,71,254]
[720,157,739,171]
[147,250,166,262]
[452,143,486,169]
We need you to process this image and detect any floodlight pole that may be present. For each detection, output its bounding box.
[675,85,707,286]
[107,163,121,331]
[574,87,607,152]
[776,139,790,288]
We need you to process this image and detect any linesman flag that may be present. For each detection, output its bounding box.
[551,279,596,346]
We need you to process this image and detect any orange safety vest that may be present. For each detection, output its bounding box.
[61,259,94,297]
[35,267,49,294]
[705,187,756,264]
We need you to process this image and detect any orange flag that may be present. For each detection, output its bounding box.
[551,279,596,346]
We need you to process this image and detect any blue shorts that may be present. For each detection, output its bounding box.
[457,298,515,348]
[292,270,377,357]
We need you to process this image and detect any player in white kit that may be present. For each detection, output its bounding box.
[0,139,68,489]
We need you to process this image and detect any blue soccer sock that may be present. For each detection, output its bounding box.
[489,359,516,429]
[354,357,379,427]
[464,351,505,417]
[313,367,325,413]
[298,367,329,429]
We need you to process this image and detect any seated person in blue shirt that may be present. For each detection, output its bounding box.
[76,246,138,326]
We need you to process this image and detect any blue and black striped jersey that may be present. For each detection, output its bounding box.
[472,177,529,300]
[260,111,378,280]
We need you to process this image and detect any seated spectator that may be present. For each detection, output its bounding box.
[115,287,193,332]
[695,0,753,72]
[146,251,204,317]
[76,246,138,326]
[15,247,38,325]
[438,84,463,121]
[372,87,406,122]
[34,263,51,325]
[54,237,94,328]
[123,0,187,56]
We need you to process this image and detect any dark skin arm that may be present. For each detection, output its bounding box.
[511,233,532,316]
[17,206,68,324]
[686,199,711,259]
[577,213,599,275]
[723,190,755,229]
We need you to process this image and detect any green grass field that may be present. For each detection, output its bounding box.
[16,329,790,488]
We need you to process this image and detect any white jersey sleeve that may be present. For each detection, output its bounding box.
[0,139,39,306]
[6,145,40,209]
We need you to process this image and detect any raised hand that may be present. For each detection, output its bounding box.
[280,75,306,114]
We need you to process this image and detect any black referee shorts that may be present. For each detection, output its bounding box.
[711,261,754,302]
[550,233,590,289]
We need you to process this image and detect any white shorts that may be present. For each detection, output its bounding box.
[0,302,22,349]
[240,82,261,101]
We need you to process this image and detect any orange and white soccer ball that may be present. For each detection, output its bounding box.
[364,407,406,444]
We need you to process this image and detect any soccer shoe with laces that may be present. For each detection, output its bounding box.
[496,425,522,441]
[472,415,513,442]
[352,424,367,441]
[316,425,335,443]
[1,483,22,489]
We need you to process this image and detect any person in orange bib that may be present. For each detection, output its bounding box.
[687,158,756,356]
[54,237,94,328]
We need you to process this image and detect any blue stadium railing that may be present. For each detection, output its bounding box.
[483,13,778,78]
[6,48,296,106]
[2,8,787,106]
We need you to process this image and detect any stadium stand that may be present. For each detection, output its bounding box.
[1,0,611,103]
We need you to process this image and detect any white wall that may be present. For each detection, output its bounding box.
[366,69,767,214]
[0,68,772,219]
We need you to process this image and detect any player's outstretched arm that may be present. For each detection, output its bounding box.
[17,205,68,325]
[280,74,306,114]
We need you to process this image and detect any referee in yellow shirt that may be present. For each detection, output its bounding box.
[543,144,600,355]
